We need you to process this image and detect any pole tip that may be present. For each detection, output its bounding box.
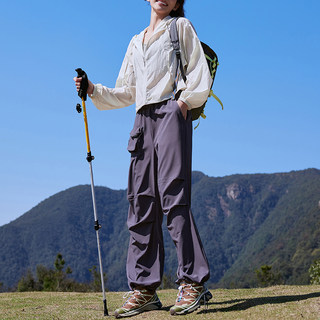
[103,299,108,316]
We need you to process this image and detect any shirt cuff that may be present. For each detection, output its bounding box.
[89,84,97,98]
[178,98,192,110]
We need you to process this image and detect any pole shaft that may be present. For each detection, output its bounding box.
[89,162,107,295]
[89,162,108,315]
[80,97,108,316]
[82,98,91,154]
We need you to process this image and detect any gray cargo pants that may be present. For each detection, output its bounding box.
[126,99,210,291]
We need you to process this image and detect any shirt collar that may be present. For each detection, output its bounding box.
[136,15,174,44]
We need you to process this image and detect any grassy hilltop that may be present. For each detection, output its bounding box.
[1,286,320,320]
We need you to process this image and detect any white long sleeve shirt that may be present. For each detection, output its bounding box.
[90,16,212,112]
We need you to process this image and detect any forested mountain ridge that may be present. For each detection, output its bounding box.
[0,169,319,290]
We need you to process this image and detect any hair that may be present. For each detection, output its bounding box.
[171,0,185,17]
[144,0,185,17]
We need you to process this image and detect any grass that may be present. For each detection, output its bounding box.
[0,285,320,319]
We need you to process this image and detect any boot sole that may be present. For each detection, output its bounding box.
[115,300,162,318]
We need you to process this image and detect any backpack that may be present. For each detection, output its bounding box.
[169,17,223,125]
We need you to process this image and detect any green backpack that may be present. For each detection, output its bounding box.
[170,18,223,125]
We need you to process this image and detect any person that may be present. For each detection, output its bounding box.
[74,0,212,317]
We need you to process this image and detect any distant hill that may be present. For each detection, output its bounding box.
[0,169,319,291]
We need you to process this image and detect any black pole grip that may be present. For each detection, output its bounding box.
[75,68,88,101]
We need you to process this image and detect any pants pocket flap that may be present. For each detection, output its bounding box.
[127,127,143,152]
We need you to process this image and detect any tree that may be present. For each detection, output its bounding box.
[89,265,107,292]
[54,253,72,291]
[309,259,320,285]
[36,264,57,291]
[19,254,74,292]
[255,265,282,287]
[15,254,105,292]
[17,270,36,292]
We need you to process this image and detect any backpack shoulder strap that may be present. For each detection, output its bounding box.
[169,17,187,82]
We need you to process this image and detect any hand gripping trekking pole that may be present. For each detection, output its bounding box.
[75,68,108,316]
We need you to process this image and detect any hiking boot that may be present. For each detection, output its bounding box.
[170,282,211,316]
[114,288,162,318]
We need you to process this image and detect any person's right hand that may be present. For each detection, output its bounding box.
[73,76,94,95]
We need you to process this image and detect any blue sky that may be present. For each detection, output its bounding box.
[1,0,319,227]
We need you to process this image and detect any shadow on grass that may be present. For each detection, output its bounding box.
[161,305,172,312]
[198,291,320,314]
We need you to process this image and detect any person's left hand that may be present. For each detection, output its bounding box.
[177,100,188,120]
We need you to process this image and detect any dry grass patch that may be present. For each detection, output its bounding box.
[0,285,319,319]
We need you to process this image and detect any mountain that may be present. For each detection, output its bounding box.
[0,169,319,291]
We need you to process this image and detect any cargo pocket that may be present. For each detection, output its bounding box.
[127,127,143,154]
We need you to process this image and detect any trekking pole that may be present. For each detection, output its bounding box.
[75,68,108,316]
